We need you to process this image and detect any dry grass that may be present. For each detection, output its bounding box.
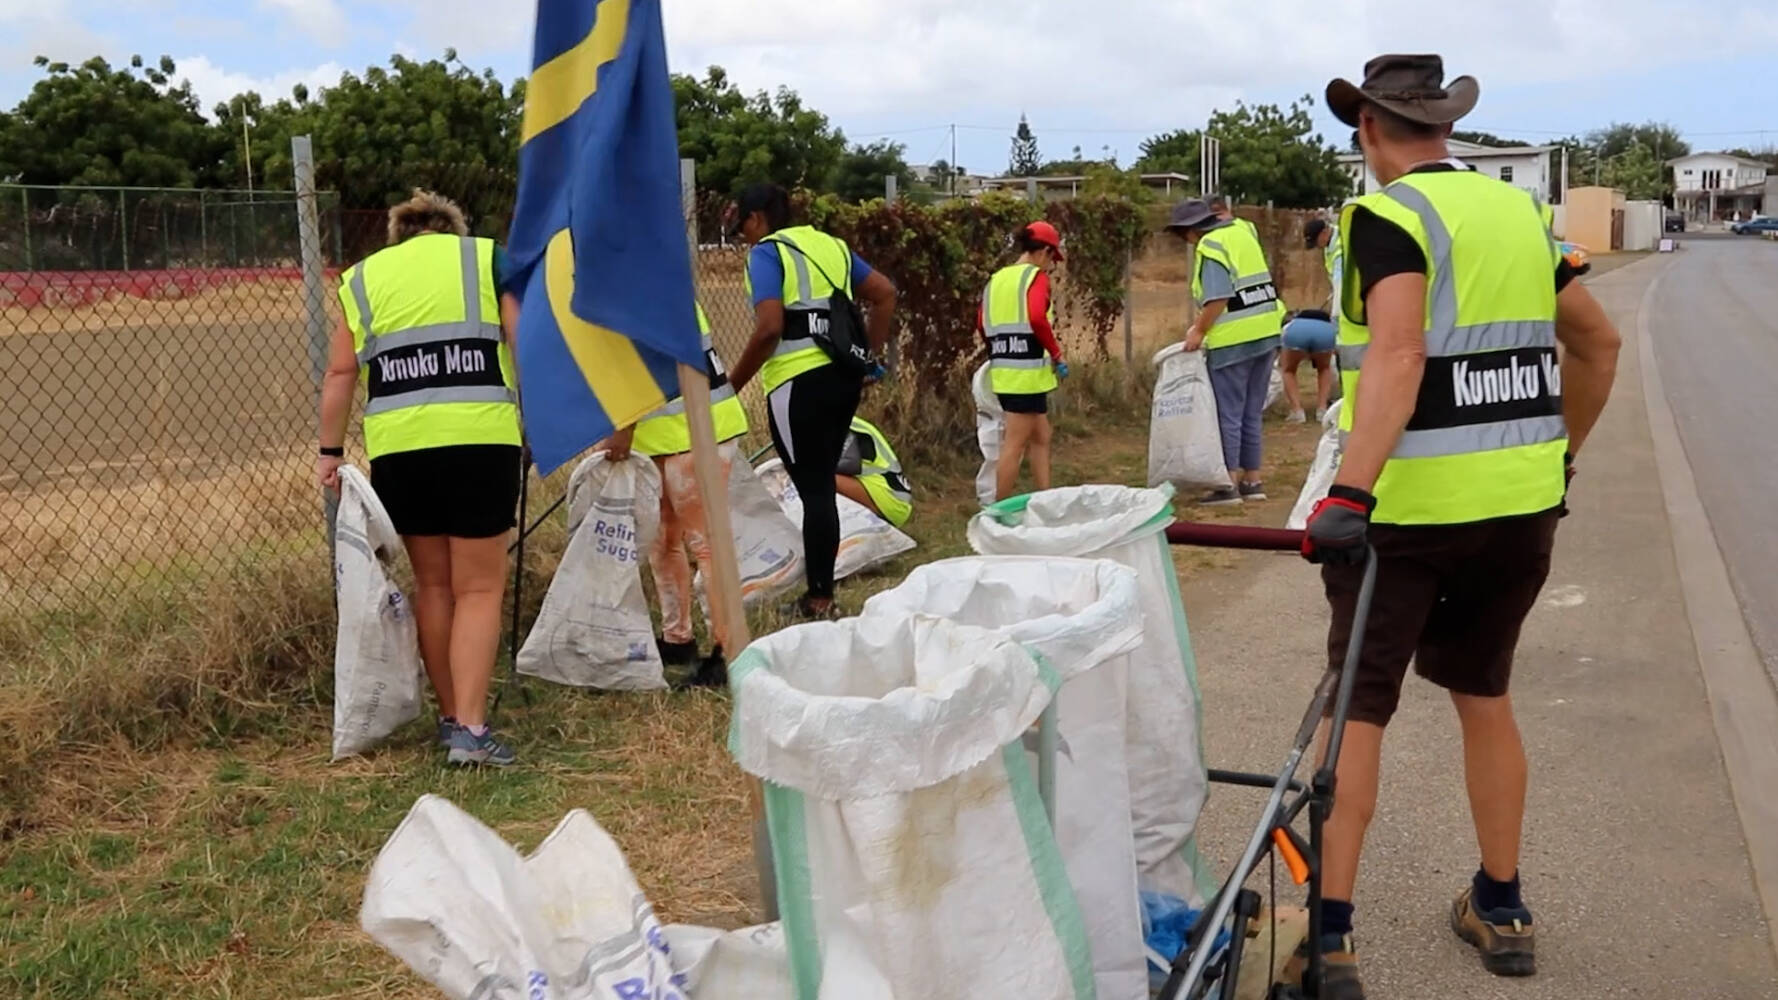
[1,279,336,335]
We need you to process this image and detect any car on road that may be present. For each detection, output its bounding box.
[1730,216,1778,235]
[1665,211,1685,233]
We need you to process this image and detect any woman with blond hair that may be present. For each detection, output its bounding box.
[316,190,524,766]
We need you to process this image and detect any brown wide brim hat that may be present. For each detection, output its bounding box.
[1327,53,1479,128]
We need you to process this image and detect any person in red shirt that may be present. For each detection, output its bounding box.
[978,221,1069,499]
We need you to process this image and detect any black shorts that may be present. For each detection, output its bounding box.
[369,444,522,538]
[997,392,1049,415]
[1322,509,1560,726]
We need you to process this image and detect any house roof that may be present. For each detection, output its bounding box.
[978,172,1192,186]
[1337,140,1554,164]
[1665,152,1772,169]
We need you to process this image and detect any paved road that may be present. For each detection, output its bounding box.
[1178,253,1778,997]
[1647,235,1778,691]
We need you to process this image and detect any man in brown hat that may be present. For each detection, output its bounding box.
[1296,54,1622,998]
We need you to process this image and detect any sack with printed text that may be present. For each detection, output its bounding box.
[756,458,915,580]
[331,465,424,761]
[973,361,1004,505]
[697,453,804,609]
[1148,344,1231,492]
[518,452,666,690]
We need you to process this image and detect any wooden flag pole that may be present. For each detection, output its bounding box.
[678,157,776,922]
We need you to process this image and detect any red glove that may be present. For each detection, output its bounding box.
[1302,485,1376,566]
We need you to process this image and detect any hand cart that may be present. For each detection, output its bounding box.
[1154,521,1377,1000]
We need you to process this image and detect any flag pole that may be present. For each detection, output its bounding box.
[680,157,777,922]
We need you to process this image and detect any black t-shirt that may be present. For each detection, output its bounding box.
[1346,163,1575,308]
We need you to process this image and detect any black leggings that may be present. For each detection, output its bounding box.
[766,364,863,599]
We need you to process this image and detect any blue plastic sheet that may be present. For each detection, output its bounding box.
[1142,891,1232,990]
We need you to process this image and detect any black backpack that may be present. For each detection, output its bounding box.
[765,235,873,377]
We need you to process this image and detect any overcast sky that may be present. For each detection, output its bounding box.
[6,0,1778,177]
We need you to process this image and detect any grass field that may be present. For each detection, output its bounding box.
[0,360,1326,999]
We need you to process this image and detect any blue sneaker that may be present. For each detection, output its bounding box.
[436,716,457,748]
[447,725,516,767]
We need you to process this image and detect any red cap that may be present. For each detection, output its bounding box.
[1025,220,1064,260]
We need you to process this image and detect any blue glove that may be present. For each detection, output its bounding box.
[866,361,888,383]
[1055,360,1070,381]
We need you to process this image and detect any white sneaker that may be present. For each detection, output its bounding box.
[1316,408,1330,423]
[1286,409,1307,423]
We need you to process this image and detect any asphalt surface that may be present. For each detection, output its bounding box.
[1646,234,1778,692]
[1178,252,1778,997]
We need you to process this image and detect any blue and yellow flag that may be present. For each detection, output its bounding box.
[507,0,704,475]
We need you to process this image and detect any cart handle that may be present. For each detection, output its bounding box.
[1166,521,1303,552]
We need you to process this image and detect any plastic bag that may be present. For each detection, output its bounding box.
[968,485,1213,906]
[709,453,804,607]
[1148,344,1231,492]
[1287,401,1343,531]
[331,465,424,761]
[755,458,915,581]
[361,795,692,999]
[517,452,666,690]
[1265,363,1285,412]
[729,615,1091,1000]
[972,362,1004,505]
[861,557,1149,1000]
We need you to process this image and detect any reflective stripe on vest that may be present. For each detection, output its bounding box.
[339,234,519,460]
[1193,223,1284,350]
[745,226,852,392]
[983,263,1058,395]
[632,304,750,456]
[1336,171,1566,525]
[846,416,913,526]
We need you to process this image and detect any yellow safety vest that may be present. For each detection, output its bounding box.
[339,233,519,461]
[1192,221,1285,350]
[843,415,913,527]
[742,225,853,394]
[1337,170,1568,526]
[631,303,749,457]
[982,263,1059,395]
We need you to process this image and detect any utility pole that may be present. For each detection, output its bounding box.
[240,96,254,195]
[950,123,957,196]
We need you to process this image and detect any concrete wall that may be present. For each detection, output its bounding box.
[1622,200,1663,251]
[1566,186,1624,251]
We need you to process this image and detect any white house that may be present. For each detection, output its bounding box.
[1337,140,1557,201]
[1666,152,1768,221]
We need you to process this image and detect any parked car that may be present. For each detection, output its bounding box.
[1559,241,1592,276]
[1665,211,1685,233]
[1730,216,1778,235]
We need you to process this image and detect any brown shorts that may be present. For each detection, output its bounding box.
[1323,509,1560,726]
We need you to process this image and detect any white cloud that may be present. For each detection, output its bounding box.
[172,54,346,116]
[258,0,347,45]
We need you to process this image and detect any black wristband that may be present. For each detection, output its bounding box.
[1328,484,1378,512]
[318,446,345,458]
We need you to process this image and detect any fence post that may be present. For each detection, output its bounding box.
[119,189,128,271]
[19,187,30,270]
[198,190,208,265]
[885,174,898,203]
[1122,246,1134,365]
[1026,177,1039,203]
[292,135,337,548]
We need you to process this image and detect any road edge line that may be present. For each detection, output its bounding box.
[1637,262,1778,962]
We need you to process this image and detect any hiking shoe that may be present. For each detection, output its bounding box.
[1198,486,1243,507]
[1452,886,1535,976]
[436,716,457,748]
[679,646,729,690]
[1286,408,1307,423]
[657,638,699,666]
[446,726,517,768]
[1238,481,1268,501]
[1316,407,1330,424]
[1287,933,1365,1000]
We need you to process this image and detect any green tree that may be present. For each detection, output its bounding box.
[672,66,847,198]
[1134,129,1199,177]
[1599,142,1665,200]
[1009,115,1041,176]
[829,139,914,203]
[0,55,228,187]
[1139,97,1349,207]
[1450,130,1525,148]
[1556,122,1688,195]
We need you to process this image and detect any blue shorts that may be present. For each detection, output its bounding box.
[1281,316,1336,354]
